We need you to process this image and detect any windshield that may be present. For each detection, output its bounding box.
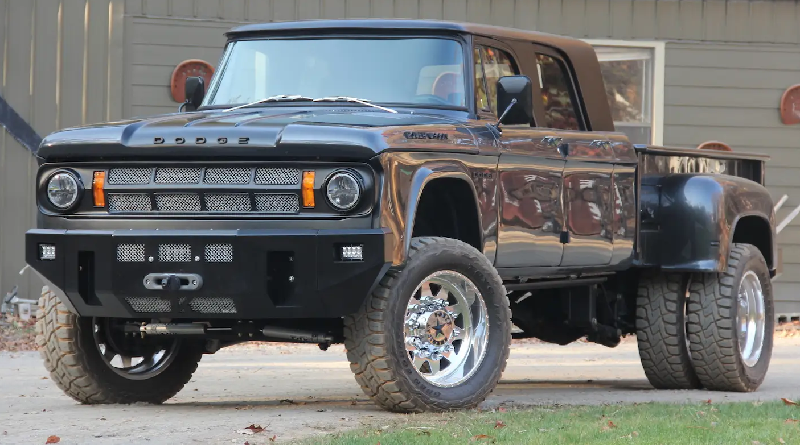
[204,38,467,108]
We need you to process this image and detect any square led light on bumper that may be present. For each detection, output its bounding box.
[338,244,363,261]
[39,244,56,261]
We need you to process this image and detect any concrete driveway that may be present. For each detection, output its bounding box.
[2,337,799,444]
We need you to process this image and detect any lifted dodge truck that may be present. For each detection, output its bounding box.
[28,20,776,412]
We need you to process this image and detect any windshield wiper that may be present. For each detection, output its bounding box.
[223,95,314,112]
[222,95,398,114]
[312,96,397,113]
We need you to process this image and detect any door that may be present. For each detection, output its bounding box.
[532,52,615,266]
[473,42,566,267]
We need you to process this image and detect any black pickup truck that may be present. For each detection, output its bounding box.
[28,20,776,413]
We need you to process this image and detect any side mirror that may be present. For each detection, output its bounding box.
[495,76,533,126]
[183,76,205,112]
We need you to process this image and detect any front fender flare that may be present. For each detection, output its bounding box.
[376,152,495,266]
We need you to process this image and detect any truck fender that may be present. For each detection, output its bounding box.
[638,173,776,273]
[376,152,491,266]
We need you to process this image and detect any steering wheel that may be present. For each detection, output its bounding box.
[412,94,453,105]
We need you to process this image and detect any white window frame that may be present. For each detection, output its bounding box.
[582,39,665,146]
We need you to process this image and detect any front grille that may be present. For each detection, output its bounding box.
[108,168,150,185]
[255,168,301,185]
[156,193,201,212]
[204,167,251,184]
[126,297,171,313]
[205,243,233,263]
[205,193,251,212]
[154,167,202,184]
[255,194,300,213]
[158,243,192,262]
[101,166,309,215]
[189,297,237,314]
[108,194,152,212]
[117,244,145,262]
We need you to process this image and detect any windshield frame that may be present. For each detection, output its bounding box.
[201,33,472,113]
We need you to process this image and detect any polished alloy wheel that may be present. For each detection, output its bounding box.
[403,270,489,387]
[93,319,179,380]
[737,271,766,367]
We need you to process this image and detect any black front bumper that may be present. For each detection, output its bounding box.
[26,228,391,319]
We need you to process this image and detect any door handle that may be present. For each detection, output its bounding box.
[591,140,612,150]
[541,136,563,147]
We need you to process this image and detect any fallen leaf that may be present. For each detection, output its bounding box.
[495,420,506,429]
[471,434,493,441]
[45,436,60,444]
[753,401,764,407]
[785,419,799,424]
[40,377,48,380]
[779,439,786,444]
[269,435,277,442]
[245,424,265,433]
[633,431,639,437]
[498,407,507,413]
[608,421,617,428]
[705,399,712,404]
[782,398,798,406]
[696,411,706,416]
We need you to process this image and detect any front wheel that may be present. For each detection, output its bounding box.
[343,237,511,413]
[36,289,203,404]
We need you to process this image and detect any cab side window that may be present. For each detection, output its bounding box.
[474,45,518,115]
[535,54,580,130]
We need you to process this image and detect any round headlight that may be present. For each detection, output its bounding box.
[326,171,362,211]
[46,171,81,210]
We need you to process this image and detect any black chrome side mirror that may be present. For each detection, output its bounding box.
[182,76,205,112]
[496,76,533,126]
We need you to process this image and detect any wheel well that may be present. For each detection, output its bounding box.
[412,178,482,252]
[732,215,772,268]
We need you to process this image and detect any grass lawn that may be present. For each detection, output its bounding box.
[302,401,800,445]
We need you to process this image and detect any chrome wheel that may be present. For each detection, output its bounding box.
[404,270,489,388]
[737,271,766,367]
[93,319,179,380]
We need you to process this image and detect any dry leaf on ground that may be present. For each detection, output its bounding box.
[45,436,60,444]
[783,398,799,406]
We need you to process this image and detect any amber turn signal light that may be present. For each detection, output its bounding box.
[302,171,315,208]
[92,171,105,207]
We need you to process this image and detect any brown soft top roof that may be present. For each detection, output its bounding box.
[227,19,613,131]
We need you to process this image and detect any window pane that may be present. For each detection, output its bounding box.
[474,47,489,112]
[536,54,579,130]
[206,38,466,107]
[594,46,654,143]
[480,46,517,115]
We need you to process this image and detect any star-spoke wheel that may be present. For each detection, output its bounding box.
[403,270,489,387]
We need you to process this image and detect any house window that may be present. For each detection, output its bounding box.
[593,46,655,145]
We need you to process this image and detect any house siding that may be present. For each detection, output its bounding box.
[1,0,799,318]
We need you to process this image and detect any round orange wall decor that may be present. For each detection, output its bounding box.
[170,59,215,103]
[697,141,732,152]
[780,84,800,125]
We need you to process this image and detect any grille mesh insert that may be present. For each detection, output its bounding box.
[205,244,233,263]
[158,244,192,262]
[204,168,251,184]
[255,168,301,185]
[156,193,201,212]
[117,244,145,262]
[255,194,300,214]
[107,168,150,185]
[108,194,152,212]
[205,193,252,212]
[189,297,237,314]
[154,168,202,184]
[126,297,171,313]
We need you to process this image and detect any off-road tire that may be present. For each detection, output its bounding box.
[686,243,773,392]
[36,288,203,404]
[343,237,511,413]
[636,272,701,390]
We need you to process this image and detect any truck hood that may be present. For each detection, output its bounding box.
[37,108,479,162]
